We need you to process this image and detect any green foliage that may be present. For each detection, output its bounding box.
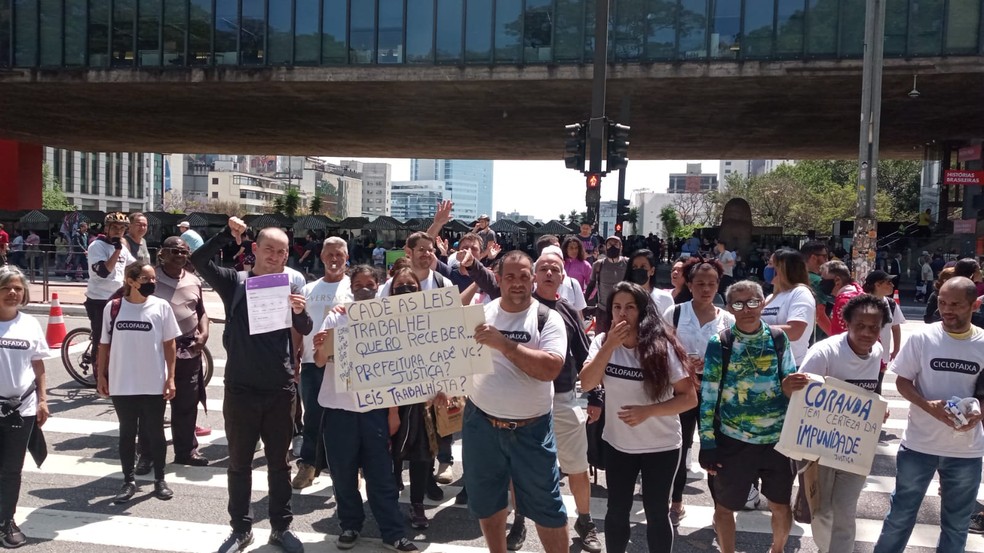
[659,205,681,239]
[568,209,579,226]
[282,187,301,217]
[41,164,75,211]
[625,207,639,235]
[309,194,322,215]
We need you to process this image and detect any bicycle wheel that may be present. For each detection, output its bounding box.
[61,327,97,388]
[201,346,214,387]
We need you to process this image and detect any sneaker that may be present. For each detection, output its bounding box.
[383,537,418,552]
[195,425,212,437]
[113,481,137,504]
[134,455,153,476]
[154,480,174,500]
[256,438,263,452]
[744,486,763,510]
[0,519,26,548]
[217,530,254,553]
[426,477,444,501]
[669,507,686,528]
[410,503,429,529]
[454,487,468,505]
[336,530,360,550]
[291,435,303,458]
[435,462,454,484]
[970,512,984,534]
[573,517,602,553]
[292,462,316,489]
[269,528,304,553]
[506,522,526,551]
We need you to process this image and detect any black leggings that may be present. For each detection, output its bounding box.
[604,442,680,553]
[83,298,108,361]
[671,405,699,503]
[0,416,35,521]
[112,395,166,481]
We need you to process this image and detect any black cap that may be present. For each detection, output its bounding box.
[863,270,896,290]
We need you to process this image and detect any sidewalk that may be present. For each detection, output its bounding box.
[24,280,228,322]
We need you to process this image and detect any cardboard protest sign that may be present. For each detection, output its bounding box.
[776,375,887,476]
[332,288,491,411]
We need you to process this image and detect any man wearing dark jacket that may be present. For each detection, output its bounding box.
[191,217,312,553]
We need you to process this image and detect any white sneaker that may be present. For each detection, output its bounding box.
[255,438,263,452]
[291,435,303,458]
[435,463,454,484]
[744,485,764,510]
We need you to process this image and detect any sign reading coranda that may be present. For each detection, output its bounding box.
[333,288,491,412]
[776,375,887,476]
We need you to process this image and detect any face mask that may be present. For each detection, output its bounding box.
[393,284,418,295]
[629,268,650,285]
[138,282,156,297]
[352,287,376,301]
[607,246,620,259]
[819,279,836,295]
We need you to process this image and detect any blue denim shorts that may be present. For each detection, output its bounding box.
[461,400,568,528]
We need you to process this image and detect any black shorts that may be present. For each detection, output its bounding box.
[708,434,793,511]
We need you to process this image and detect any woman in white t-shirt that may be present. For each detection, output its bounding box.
[623,249,675,316]
[762,248,816,365]
[580,282,697,553]
[663,258,735,526]
[795,294,889,553]
[0,266,50,547]
[97,262,179,505]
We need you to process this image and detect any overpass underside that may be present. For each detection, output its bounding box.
[0,57,981,159]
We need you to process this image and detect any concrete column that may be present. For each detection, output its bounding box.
[0,140,43,210]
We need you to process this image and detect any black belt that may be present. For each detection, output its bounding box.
[476,406,543,431]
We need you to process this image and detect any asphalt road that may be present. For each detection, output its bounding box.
[15,315,983,552]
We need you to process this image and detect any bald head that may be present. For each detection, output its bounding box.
[257,227,289,246]
[162,236,185,249]
[941,276,979,304]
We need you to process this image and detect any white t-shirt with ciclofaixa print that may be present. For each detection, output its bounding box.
[762,285,816,365]
[798,332,883,393]
[101,296,181,396]
[0,313,50,416]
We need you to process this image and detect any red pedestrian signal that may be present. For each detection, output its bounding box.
[586,174,600,188]
[615,222,623,234]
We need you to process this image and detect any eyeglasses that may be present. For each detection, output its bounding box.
[730,299,763,311]
[165,248,190,256]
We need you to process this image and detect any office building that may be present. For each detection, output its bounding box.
[342,160,392,217]
[391,180,445,220]
[632,190,678,238]
[411,159,493,220]
[46,148,161,212]
[495,210,539,224]
[668,163,719,194]
[719,159,794,187]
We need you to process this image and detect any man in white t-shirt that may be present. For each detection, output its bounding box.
[371,243,386,268]
[873,277,984,553]
[715,239,736,294]
[464,251,570,553]
[378,232,452,296]
[292,237,352,490]
[796,295,890,553]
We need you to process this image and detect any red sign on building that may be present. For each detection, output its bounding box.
[943,170,984,185]
[958,144,982,163]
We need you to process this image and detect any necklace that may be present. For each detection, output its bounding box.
[737,331,767,369]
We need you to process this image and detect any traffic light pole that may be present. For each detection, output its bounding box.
[615,97,630,236]
[851,0,885,283]
[586,0,610,226]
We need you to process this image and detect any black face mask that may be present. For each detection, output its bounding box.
[607,246,620,259]
[353,287,377,301]
[819,279,836,296]
[629,268,650,285]
[138,282,156,297]
[393,284,418,295]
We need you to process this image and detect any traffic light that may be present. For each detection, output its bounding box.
[607,121,630,172]
[585,173,601,206]
[564,122,587,171]
[614,222,623,234]
[616,198,630,220]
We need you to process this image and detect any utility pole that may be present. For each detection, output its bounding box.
[585,0,611,227]
[852,0,885,283]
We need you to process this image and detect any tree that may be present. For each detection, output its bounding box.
[558,213,567,224]
[670,192,716,226]
[282,187,301,217]
[309,194,322,215]
[41,164,74,211]
[659,205,681,239]
[271,195,286,214]
[203,199,247,217]
[568,209,579,226]
[625,207,639,235]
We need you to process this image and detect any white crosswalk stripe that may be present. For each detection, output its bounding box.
[31,348,984,553]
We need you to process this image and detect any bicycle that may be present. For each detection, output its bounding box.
[60,327,214,388]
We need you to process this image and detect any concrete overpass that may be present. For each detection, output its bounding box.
[1,0,983,208]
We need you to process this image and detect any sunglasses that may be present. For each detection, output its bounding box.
[164,248,191,256]
[730,299,763,311]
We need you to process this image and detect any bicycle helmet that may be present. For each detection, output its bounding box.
[104,212,130,225]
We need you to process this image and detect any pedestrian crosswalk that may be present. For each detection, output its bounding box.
[27,346,984,552]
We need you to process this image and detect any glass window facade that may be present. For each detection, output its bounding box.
[2,0,982,68]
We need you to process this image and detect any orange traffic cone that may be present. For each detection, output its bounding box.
[893,289,901,305]
[46,293,67,348]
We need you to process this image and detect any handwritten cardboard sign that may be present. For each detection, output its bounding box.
[776,376,887,476]
[333,288,491,411]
